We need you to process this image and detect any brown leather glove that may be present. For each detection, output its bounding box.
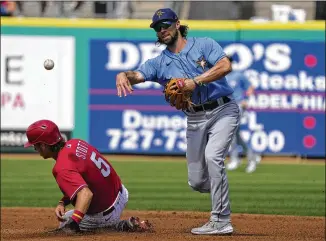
[163,78,193,110]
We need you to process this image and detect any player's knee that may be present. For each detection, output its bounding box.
[188,180,209,193]
[205,152,224,169]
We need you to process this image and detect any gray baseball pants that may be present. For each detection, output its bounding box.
[229,106,256,163]
[186,100,240,222]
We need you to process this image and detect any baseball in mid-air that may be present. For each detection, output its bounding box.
[44,59,54,70]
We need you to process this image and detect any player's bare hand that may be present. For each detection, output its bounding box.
[55,204,66,222]
[116,72,133,97]
[184,78,197,92]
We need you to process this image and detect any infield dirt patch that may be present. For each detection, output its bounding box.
[1,208,324,241]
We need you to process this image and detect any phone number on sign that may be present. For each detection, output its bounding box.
[106,129,186,152]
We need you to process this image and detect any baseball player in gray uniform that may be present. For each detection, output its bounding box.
[226,56,261,173]
[115,8,240,235]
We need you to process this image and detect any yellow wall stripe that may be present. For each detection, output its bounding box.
[1,17,325,30]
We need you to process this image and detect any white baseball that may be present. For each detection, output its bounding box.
[44,59,54,70]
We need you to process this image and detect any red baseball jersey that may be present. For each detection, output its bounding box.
[52,139,122,214]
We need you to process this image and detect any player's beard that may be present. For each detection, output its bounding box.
[158,29,179,46]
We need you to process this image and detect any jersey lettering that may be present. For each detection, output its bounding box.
[90,151,111,177]
[75,141,88,160]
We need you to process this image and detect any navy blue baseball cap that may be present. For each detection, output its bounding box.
[150,8,178,28]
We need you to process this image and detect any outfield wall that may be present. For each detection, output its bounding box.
[1,18,325,157]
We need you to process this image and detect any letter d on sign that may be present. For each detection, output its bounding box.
[123,110,141,129]
[105,42,140,70]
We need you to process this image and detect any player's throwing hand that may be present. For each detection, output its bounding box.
[116,72,133,97]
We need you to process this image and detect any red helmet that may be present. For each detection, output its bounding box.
[24,120,63,148]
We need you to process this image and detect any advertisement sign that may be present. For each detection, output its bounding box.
[0,130,71,153]
[89,39,325,156]
[1,35,75,130]
[223,41,325,156]
[90,110,186,154]
[1,35,75,151]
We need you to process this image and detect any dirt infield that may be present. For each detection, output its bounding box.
[2,155,324,240]
[1,208,324,241]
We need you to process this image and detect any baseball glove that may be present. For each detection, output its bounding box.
[163,78,193,110]
[115,216,152,232]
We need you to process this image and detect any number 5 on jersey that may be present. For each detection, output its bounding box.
[90,152,111,177]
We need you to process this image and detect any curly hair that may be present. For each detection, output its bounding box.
[179,24,189,38]
[49,140,66,153]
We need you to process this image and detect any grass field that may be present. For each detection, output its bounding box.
[1,158,325,217]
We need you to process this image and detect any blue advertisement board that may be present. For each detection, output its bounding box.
[89,39,325,156]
